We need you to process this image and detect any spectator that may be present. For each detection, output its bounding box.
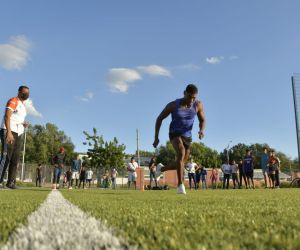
[200,165,208,189]
[195,164,202,189]
[63,169,72,188]
[231,160,240,189]
[210,166,219,189]
[127,157,138,190]
[221,160,231,189]
[268,150,279,189]
[36,163,42,187]
[260,147,269,188]
[70,154,81,189]
[52,147,66,190]
[79,165,86,189]
[111,167,118,189]
[185,159,197,190]
[86,167,93,188]
[0,86,30,189]
[273,151,281,189]
[148,156,158,189]
[238,159,246,189]
[243,150,255,189]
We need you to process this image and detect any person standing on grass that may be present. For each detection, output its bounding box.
[185,159,197,190]
[210,166,219,189]
[243,150,255,189]
[70,154,81,189]
[260,148,269,188]
[86,167,93,188]
[127,157,138,190]
[267,151,279,189]
[273,151,281,188]
[52,146,66,190]
[111,167,118,189]
[79,165,86,189]
[231,160,240,189]
[36,163,42,187]
[153,84,205,195]
[195,164,202,189]
[221,160,232,189]
[238,159,246,189]
[200,165,208,189]
[0,86,30,189]
[148,156,158,189]
[65,169,72,188]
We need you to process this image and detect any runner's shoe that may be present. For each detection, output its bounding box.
[177,184,186,194]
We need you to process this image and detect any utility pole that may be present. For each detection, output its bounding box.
[226,140,232,162]
[21,128,27,181]
[136,129,141,167]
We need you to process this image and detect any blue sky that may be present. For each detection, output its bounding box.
[1,0,300,158]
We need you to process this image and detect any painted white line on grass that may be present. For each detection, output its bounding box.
[2,191,130,250]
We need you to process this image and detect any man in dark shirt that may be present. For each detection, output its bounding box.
[36,163,42,187]
[243,150,255,189]
[52,147,66,190]
[238,159,246,189]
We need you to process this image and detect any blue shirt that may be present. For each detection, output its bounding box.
[260,153,269,170]
[71,159,81,172]
[169,98,197,138]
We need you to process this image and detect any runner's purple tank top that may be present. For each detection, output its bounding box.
[169,98,197,138]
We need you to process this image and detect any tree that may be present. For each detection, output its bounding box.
[190,142,221,167]
[156,141,176,165]
[135,150,155,157]
[25,123,75,165]
[83,128,126,171]
[156,141,221,168]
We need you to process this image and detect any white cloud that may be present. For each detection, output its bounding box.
[24,99,42,117]
[107,68,142,93]
[136,65,171,77]
[206,56,224,65]
[176,64,201,71]
[76,91,94,102]
[229,55,239,60]
[0,35,31,70]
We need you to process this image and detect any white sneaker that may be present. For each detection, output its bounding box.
[177,184,186,194]
[155,163,164,181]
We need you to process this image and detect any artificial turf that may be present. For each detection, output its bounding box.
[0,188,50,245]
[62,188,300,250]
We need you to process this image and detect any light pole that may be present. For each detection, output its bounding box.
[226,140,232,162]
[21,128,27,181]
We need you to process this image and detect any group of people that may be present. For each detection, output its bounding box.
[221,148,281,189]
[51,150,93,190]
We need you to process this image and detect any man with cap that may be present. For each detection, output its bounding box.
[0,86,30,189]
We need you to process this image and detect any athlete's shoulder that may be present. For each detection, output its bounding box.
[165,100,176,110]
[6,97,19,110]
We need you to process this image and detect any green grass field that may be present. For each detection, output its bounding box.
[0,189,50,245]
[62,189,300,250]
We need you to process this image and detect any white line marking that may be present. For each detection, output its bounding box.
[2,191,131,250]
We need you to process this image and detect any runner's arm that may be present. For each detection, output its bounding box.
[196,101,205,140]
[153,101,175,148]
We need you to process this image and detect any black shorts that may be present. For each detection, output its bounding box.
[169,133,192,150]
[245,171,253,178]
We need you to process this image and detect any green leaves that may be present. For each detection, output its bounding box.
[25,123,75,165]
[83,129,126,170]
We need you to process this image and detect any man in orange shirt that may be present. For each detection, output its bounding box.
[0,86,29,189]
